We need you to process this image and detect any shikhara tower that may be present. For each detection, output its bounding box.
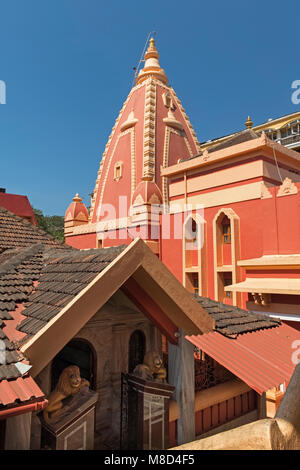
[65,37,200,250]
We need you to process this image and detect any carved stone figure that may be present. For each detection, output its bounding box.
[43,365,90,423]
[133,351,167,383]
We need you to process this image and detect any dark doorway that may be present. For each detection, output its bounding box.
[128,330,146,373]
[51,339,96,391]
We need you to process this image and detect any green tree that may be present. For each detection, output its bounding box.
[33,208,65,242]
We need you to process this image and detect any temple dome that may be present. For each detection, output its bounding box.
[132,179,163,206]
[65,193,89,224]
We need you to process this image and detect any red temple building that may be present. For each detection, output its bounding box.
[2,38,300,450]
[65,38,300,331]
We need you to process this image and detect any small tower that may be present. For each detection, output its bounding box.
[64,193,89,236]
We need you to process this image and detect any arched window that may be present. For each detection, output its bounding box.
[222,216,231,244]
[51,339,97,390]
[128,330,146,373]
[185,217,198,245]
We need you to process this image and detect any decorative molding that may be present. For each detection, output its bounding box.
[162,126,193,209]
[148,193,161,205]
[277,177,298,197]
[132,194,144,206]
[120,110,138,132]
[202,149,209,162]
[130,124,137,199]
[96,216,131,232]
[69,222,98,235]
[162,91,176,110]
[143,79,157,180]
[163,109,184,131]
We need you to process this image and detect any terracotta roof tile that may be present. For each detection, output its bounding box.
[193,295,280,337]
[0,206,69,252]
[17,245,125,337]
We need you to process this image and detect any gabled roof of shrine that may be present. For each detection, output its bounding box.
[17,245,125,337]
[0,239,214,392]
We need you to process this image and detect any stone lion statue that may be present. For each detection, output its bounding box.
[133,351,167,383]
[43,365,90,423]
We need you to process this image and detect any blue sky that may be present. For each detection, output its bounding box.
[0,0,299,215]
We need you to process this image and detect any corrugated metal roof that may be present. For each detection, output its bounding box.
[0,376,45,406]
[187,323,300,395]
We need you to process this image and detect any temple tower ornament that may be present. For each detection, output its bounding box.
[136,37,168,85]
[245,116,253,129]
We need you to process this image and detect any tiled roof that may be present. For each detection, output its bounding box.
[194,295,280,337]
[0,376,45,407]
[0,245,46,381]
[0,244,125,388]
[17,245,125,337]
[0,205,67,252]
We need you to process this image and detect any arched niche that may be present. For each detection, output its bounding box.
[128,329,146,373]
[51,338,97,391]
[213,208,241,306]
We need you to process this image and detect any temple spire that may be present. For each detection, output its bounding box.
[245,115,253,129]
[136,37,168,85]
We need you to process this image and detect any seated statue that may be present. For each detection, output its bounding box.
[43,365,90,424]
[133,351,167,383]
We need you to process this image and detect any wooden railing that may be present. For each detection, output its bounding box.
[169,380,257,447]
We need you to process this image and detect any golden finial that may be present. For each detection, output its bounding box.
[245,116,253,129]
[149,37,155,46]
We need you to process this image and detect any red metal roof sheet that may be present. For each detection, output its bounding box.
[187,323,300,395]
[0,376,45,406]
